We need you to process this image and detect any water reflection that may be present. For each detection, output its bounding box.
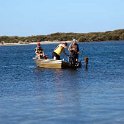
[1,41,124,123]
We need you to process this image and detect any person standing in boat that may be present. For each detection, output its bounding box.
[52,42,68,60]
[68,39,79,62]
[35,42,45,59]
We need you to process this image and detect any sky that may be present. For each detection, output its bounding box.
[0,0,124,36]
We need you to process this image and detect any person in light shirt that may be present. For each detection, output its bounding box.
[52,42,68,60]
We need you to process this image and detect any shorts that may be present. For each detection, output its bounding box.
[52,52,60,60]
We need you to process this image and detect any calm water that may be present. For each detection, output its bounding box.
[0,41,124,124]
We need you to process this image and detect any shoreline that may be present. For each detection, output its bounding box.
[0,41,72,46]
[1,40,123,46]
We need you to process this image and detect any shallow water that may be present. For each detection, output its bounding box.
[0,41,124,124]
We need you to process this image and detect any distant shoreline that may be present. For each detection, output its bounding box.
[1,40,124,47]
[0,29,124,46]
[0,41,72,46]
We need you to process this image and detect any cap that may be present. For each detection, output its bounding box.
[64,42,67,46]
[37,42,41,46]
[61,42,67,48]
[73,39,76,42]
[72,39,77,44]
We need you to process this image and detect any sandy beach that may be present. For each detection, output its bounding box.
[0,41,72,46]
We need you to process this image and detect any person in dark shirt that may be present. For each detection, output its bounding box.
[68,39,79,62]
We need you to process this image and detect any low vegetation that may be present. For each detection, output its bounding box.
[0,29,124,44]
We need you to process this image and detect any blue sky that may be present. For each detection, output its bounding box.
[0,0,124,36]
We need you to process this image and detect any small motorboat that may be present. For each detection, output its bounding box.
[33,58,81,69]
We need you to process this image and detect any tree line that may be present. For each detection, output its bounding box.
[0,29,124,44]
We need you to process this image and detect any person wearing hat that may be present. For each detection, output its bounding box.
[68,39,79,62]
[52,42,68,60]
[35,42,45,59]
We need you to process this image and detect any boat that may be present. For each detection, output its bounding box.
[33,58,81,69]
[34,58,70,69]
